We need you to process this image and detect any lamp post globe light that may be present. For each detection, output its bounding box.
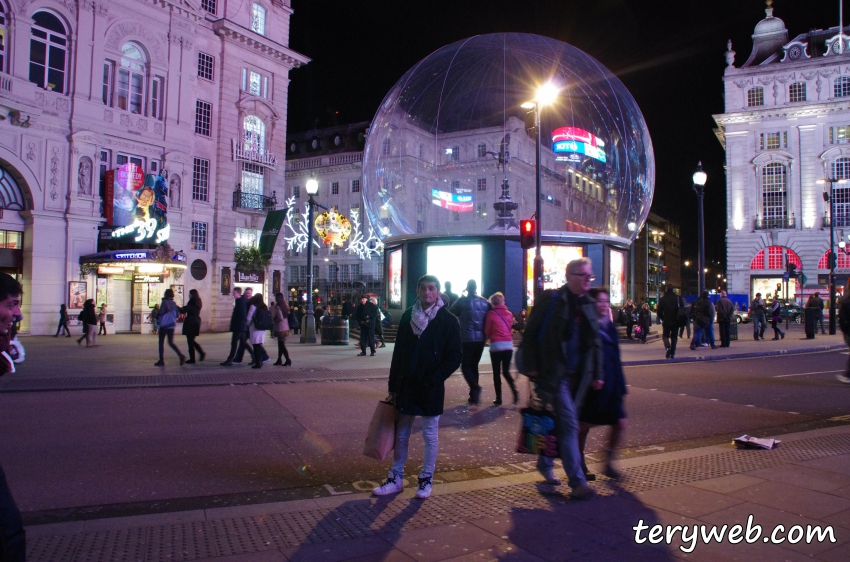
[301,178,319,343]
[521,82,560,301]
[692,162,708,295]
[817,177,848,335]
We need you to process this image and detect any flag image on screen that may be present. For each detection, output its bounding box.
[431,189,474,212]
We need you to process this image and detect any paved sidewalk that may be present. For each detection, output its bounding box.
[25,424,850,561]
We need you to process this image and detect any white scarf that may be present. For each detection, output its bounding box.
[411,297,444,336]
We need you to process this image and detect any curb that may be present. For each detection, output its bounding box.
[622,343,845,366]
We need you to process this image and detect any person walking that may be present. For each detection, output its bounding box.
[810,292,826,334]
[621,300,636,339]
[371,297,387,348]
[77,299,98,347]
[246,293,271,369]
[371,275,462,500]
[180,289,205,363]
[518,257,601,500]
[54,304,71,337]
[221,287,253,366]
[150,303,160,335]
[657,286,679,359]
[579,287,627,482]
[677,296,691,340]
[154,289,185,366]
[637,303,651,344]
[450,279,491,404]
[837,280,850,383]
[715,291,735,348]
[271,293,292,366]
[750,292,767,340]
[97,303,108,335]
[355,295,378,356]
[483,292,518,405]
[770,297,786,340]
[288,306,300,335]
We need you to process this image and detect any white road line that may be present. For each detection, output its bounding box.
[774,369,843,378]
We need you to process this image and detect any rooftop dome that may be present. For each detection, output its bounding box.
[754,13,787,37]
[361,33,654,242]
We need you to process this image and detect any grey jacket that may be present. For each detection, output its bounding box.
[715,297,735,322]
[450,293,491,343]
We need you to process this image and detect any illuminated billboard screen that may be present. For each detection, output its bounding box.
[427,244,482,298]
[609,249,626,307]
[526,245,584,306]
[551,126,606,163]
[388,248,403,307]
[431,189,473,212]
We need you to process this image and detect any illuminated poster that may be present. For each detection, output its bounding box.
[148,283,161,308]
[111,163,146,227]
[388,248,403,307]
[609,249,626,307]
[111,169,170,243]
[69,282,87,309]
[96,278,108,307]
[551,126,606,163]
[526,245,583,306]
[314,208,352,247]
[428,244,483,297]
[172,285,184,307]
[431,189,473,212]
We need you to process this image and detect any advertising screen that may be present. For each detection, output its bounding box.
[427,244,482,298]
[431,189,473,212]
[551,127,606,163]
[609,249,626,307]
[111,167,170,243]
[526,245,584,306]
[388,248,403,307]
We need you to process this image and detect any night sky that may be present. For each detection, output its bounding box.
[286,0,844,266]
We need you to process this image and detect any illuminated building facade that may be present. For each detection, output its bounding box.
[0,0,307,333]
[716,4,850,302]
[632,213,682,305]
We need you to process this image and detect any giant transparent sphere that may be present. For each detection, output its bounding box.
[362,33,654,241]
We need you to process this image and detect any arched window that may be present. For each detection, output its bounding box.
[251,4,266,35]
[29,11,68,93]
[117,43,146,114]
[835,76,850,98]
[243,115,265,152]
[832,157,850,226]
[761,163,787,228]
[0,4,8,73]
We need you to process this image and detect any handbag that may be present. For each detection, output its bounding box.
[363,400,397,460]
[516,382,558,458]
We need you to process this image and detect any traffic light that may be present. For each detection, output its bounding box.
[662,266,669,280]
[520,220,536,249]
[776,283,782,293]
[788,263,797,277]
[830,252,838,269]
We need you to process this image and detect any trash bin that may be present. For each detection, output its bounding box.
[320,315,349,345]
[805,308,817,339]
[729,319,738,341]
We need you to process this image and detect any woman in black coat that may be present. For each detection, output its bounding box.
[180,289,205,363]
[637,303,652,343]
[77,299,98,347]
[579,287,627,481]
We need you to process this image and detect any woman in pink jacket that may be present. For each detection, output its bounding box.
[484,292,518,405]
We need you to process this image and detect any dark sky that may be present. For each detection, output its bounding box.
[286,0,843,265]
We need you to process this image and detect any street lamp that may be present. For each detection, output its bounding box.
[301,178,319,343]
[522,81,560,301]
[817,176,848,334]
[692,162,708,294]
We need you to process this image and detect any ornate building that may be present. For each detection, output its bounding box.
[715,3,850,302]
[0,0,307,333]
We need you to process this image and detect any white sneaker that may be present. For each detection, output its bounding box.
[837,374,850,384]
[415,477,432,499]
[372,473,403,496]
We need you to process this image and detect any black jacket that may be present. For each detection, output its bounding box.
[389,304,463,416]
[657,292,680,327]
[229,295,248,333]
[450,293,490,343]
[181,296,202,337]
[356,301,378,330]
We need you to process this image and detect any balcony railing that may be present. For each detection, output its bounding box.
[754,216,795,230]
[822,214,850,228]
[233,189,277,211]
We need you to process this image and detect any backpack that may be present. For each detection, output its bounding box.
[253,308,273,331]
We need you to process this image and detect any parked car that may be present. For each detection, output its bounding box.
[776,301,803,323]
[734,310,750,324]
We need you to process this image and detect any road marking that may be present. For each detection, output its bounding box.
[746,405,755,407]
[789,412,800,415]
[710,398,719,401]
[829,415,850,422]
[775,370,842,378]
[679,393,687,396]
[636,446,665,453]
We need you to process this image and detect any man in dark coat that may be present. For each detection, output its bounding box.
[811,292,826,334]
[221,287,253,366]
[450,279,491,404]
[372,275,462,500]
[518,257,601,500]
[715,291,736,348]
[443,281,459,307]
[657,286,680,359]
[355,295,378,356]
[341,297,355,328]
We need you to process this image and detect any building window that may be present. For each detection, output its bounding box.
[835,76,850,98]
[417,220,424,233]
[0,6,7,72]
[201,0,216,13]
[381,138,391,156]
[235,227,261,248]
[476,202,486,219]
[198,52,214,81]
[351,179,360,193]
[116,154,145,170]
[832,158,850,224]
[830,126,850,144]
[194,100,212,136]
[241,162,264,196]
[241,68,269,98]
[102,62,114,105]
[477,178,487,192]
[419,144,425,159]
[477,143,487,158]
[788,82,806,103]
[29,11,68,93]
[759,132,785,150]
[243,115,265,152]
[292,185,300,198]
[98,150,111,200]
[116,43,147,114]
[747,87,764,107]
[331,181,339,195]
[447,145,459,162]
[192,158,209,201]
[251,4,266,35]
[451,211,460,222]
[761,163,787,227]
[191,222,208,251]
[451,180,460,192]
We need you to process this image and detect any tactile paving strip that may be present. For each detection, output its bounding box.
[26,432,850,561]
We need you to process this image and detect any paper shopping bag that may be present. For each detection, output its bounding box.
[363,400,397,460]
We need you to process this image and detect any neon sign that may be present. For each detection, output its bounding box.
[112,219,171,243]
[431,189,473,212]
[551,127,606,163]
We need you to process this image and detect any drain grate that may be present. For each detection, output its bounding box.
[27,432,850,561]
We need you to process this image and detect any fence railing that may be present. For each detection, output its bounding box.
[233,190,277,211]
[754,216,796,230]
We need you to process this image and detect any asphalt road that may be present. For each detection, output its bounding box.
[2,346,850,525]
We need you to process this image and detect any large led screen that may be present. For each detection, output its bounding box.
[526,245,583,306]
[609,249,626,307]
[427,245,482,299]
[388,248,403,307]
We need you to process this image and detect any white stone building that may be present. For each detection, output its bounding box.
[0,0,307,333]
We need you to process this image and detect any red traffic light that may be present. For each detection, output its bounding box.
[520,220,536,249]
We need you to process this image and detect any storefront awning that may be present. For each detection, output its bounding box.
[80,250,187,268]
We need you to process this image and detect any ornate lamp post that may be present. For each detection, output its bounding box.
[818,177,848,335]
[300,178,319,343]
[692,162,708,294]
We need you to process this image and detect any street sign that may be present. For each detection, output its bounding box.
[801,273,807,285]
[783,272,790,281]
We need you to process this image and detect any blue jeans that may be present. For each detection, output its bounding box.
[391,413,440,479]
[537,378,586,489]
